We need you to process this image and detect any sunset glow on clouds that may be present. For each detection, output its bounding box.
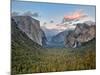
[42,10,95,32]
[63,10,95,23]
[64,10,88,21]
[64,10,87,21]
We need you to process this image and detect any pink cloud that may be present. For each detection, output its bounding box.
[64,10,87,21]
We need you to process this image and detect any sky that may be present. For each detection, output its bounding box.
[12,0,96,36]
[12,1,96,23]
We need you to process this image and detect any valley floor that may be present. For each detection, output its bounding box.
[12,43,96,75]
[32,48,95,73]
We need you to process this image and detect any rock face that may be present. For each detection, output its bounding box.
[41,29,47,46]
[11,18,41,48]
[64,23,96,48]
[12,16,46,46]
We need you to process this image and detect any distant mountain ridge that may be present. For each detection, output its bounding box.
[51,30,73,44]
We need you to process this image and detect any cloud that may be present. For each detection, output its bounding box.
[22,11,40,17]
[11,11,40,18]
[11,12,19,16]
[50,20,54,23]
[32,12,40,17]
[42,23,76,33]
[63,10,88,22]
[41,23,76,37]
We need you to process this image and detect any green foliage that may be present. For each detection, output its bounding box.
[12,38,96,75]
[11,19,96,74]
